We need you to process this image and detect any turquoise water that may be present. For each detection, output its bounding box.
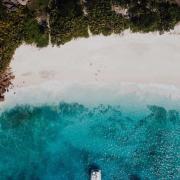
[0,103,179,180]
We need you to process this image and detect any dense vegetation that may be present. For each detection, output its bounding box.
[49,0,180,44]
[0,1,49,71]
[0,0,180,71]
[49,0,89,45]
[85,0,129,35]
[114,0,180,32]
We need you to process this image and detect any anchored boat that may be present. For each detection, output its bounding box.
[90,169,101,180]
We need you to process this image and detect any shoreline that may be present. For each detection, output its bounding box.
[1,30,180,109]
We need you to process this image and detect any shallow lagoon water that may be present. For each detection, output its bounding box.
[0,102,179,180]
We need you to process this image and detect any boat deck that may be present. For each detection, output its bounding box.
[91,169,101,180]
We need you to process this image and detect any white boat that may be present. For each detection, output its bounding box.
[90,169,101,180]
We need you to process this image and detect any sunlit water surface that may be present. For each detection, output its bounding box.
[0,102,179,180]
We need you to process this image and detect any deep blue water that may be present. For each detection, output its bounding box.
[0,103,179,180]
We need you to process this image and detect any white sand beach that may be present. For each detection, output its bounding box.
[1,29,180,109]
